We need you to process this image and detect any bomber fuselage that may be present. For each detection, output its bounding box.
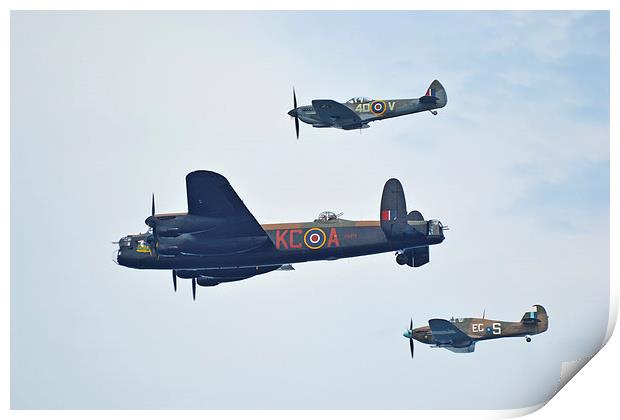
[116,216,445,271]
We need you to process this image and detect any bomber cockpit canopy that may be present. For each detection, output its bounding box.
[316,211,343,223]
[346,97,374,104]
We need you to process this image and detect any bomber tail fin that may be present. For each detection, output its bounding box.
[419,80,447,108]
[521,305,549,333]
[380,178,410,238]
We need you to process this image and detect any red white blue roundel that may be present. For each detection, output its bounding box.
[304,228,327,250]
[370,100,386,116]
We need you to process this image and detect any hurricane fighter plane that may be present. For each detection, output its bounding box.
[114,171,446,300]
[403,305,549,356]
[287,80,447,138]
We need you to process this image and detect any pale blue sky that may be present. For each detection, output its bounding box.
[11,11,609,409]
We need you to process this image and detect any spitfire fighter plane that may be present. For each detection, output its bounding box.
[403,305,549,356]
[287,80,447,138]
[114,171,446,300]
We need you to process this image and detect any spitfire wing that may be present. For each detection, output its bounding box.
[312,100,361,127]
[428,319,473,347]
[186,170,272,239]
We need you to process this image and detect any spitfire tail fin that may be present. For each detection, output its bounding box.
[521,305,549,333]
[420,80,447,108]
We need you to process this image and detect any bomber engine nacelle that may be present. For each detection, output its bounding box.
[197,277,222,287]
[154,234,271,257]
[177,265,283,286]
[145,214,221,238]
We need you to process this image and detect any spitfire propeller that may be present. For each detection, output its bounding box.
[289,88,300,139]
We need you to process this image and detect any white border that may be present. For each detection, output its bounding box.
[3,1,616,419]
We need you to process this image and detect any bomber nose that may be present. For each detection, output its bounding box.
[288,109,298,117]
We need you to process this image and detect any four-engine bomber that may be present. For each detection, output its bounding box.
[115,171,446,299]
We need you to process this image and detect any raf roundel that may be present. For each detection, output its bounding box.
[370,100,386,116]
[304,228,327,250]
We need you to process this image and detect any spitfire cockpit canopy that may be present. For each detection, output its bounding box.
[346,97,374,104]
[449,317,465,323]
[316,211,343,223]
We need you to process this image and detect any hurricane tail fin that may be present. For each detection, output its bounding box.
[521,305,549,333]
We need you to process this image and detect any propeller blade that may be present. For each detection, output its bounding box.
[172,271,177,292]
[192,278,196,301]
[151,193,155,217]
[409,338,414,358]
[293,88,300,139]
[410,318,413,331]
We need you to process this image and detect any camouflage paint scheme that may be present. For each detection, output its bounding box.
[403,305,549,354]
[288,80,447,131]
[115,171,446,293]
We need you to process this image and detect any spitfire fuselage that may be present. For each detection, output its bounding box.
[295,98,442,130]
[289,80,448,132]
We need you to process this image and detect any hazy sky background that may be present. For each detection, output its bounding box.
[11,11,609,409]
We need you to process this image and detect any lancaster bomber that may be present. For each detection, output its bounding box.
[114,171,446,300]
[287,80,447,138]
[403,305,549,356]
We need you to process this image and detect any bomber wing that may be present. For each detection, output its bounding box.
[186,170,273,241]
[428,319,473,347]
[312,100,361,128]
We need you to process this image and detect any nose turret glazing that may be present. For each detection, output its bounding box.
[119,236,133,248]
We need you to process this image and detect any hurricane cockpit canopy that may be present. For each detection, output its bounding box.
[316,211,343,223]
[346,97,374,104]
